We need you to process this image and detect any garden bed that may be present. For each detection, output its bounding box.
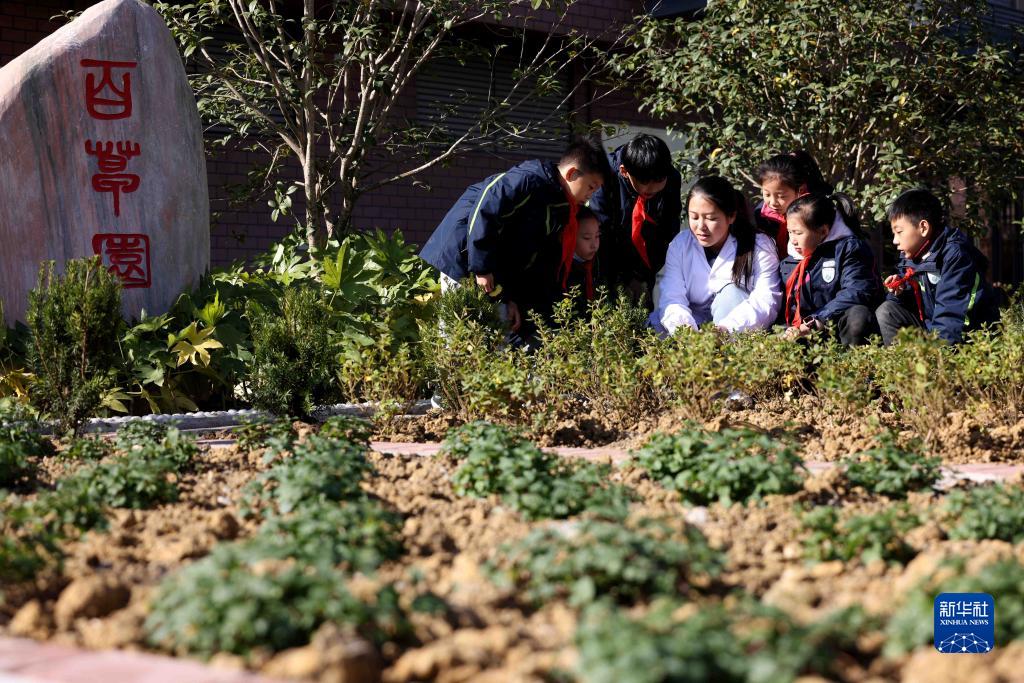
[3,417,1024,683]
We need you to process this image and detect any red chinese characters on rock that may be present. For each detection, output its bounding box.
[80,58,137,120]
[85,140,140,217]
[92,233,151,288]
[80,58,151,288]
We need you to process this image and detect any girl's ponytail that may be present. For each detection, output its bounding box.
[787,192,863,236]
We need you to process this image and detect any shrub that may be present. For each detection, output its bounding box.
[145,542,408,658]
[801,504,920,565]
[491,516,722,607]
[841,432,941,499]
[246,286,340,419]
[253,498,404,572]
[26,258,123,436]
[575,598,872,683]
[59,456,180,510]
[940,483,1024,543]
[886,558,1024,655]
[0,396,52,486]
[0,443,34,489]
[443,422,633,520]
[249,434,373,515]
[631,425,806,506]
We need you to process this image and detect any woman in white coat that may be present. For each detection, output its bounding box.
[651,175,782,334]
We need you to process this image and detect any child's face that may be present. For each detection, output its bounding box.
[688,194,733,250]
[575,217,600,261]
[890,216,931,258]
[761,176,803,215]
[563,168,604,204]
[787,216,829,258]
[621,166,668,199]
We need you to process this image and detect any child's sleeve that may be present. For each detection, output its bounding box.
[718,234,782,332]
[816,241,879,321]
[657,233,698,333]
[929,251,983,344]
[465,172,535,276]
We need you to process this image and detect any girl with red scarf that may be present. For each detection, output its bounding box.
[754,151,833,260]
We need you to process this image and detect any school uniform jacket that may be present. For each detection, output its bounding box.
[419,160,570,303]
[886,226,999,344]
[651,231,782,333]
[778,216,879,323]
[588,146,683,290]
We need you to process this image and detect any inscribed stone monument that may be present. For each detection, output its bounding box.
[0,0,209,322]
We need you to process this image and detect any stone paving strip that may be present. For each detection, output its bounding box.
[0,638,285,683]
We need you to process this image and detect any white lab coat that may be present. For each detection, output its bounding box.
[651,230,782,333]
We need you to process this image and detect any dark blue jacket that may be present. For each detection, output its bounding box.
[886,226,998,343]
[419,160,569,302]
[588,146,682,290]
[779,221,879,323]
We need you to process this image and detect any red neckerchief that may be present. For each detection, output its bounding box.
[559,191,579,291]
[760,203,788,260]
[884,239,933,321]
[631,195,653,269]
[784,251,812,327]
[582,259,594,300]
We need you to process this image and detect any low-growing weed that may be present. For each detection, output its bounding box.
[318,414,373,446]
[0,442,35,488]
[574,598,874,683]
[631,425,805,506]
[444,422,633,520]
[145,542,408,658]
[940,483,1024,543]
[0,495,63,582]
[253,498,403,572]
[886,558,1024,655]
[491,516,722,607]
[248,433,373,515]
[114,422,198,471]
[801,504,920,565]
[841,432,941,499]
[58,456,180,510]
[234,417,298,461]
[64,435,114,461]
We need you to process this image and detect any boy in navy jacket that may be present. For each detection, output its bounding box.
[419,138,608,332]
[589,134,681,309]
[778,194,879,345]
[875,189,999,345]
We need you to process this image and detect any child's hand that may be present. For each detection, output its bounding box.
[475,273,495,293]
[884,274,904,294]
[506,302,522,332]
[782,325,803,341]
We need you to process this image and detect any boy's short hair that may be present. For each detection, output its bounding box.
[561,136,609,178]
[888,188,944,229]
[576,206,598,224]
[621,134,673,183]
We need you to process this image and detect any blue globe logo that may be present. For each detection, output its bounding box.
[937,633,992,653]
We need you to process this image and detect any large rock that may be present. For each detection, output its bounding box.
[0,0,208,323]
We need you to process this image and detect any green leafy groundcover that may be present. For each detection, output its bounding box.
[631,424,806,506]
[442,421,634,520]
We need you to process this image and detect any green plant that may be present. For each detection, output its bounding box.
[491,516,722,607]
[318,414,373,447]
[0,442,34,489]
[801,504,920,565]
[252,498,404,572]
[632,425,806,506]
[26,258,124,435]
[58,457,180,510]
[940,483,1024,543]
[841,431,941,498]
[575,598,873,683]
[145,542,408,658]
[886,558,1024,656]
[246,286,340,419]
[444,422,633,520]
[64,435,114,461]
[249,433,373,515]
[234,417,298,460]
[0,495,63,582]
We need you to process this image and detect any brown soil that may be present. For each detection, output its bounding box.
[4,435,1024,682]
[380,395,1024,465]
